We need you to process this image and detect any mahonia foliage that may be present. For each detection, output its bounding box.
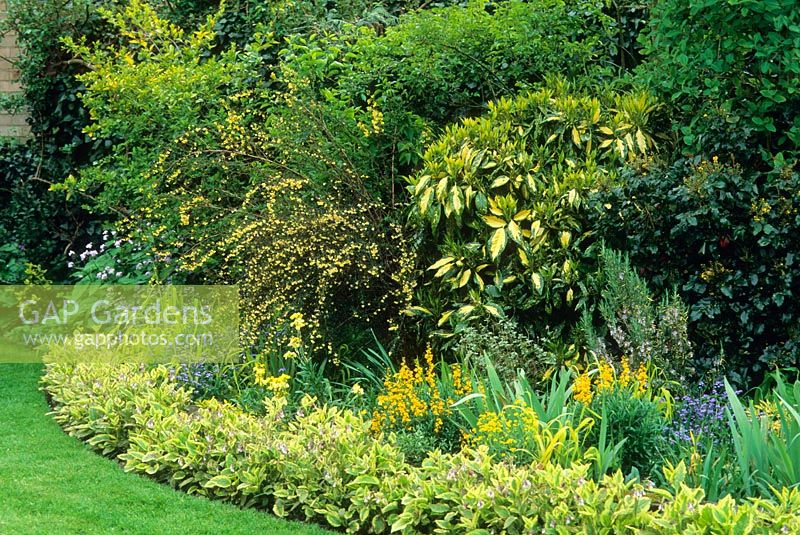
[406,83,661,336]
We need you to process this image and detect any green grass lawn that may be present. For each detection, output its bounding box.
[0,364,334,535]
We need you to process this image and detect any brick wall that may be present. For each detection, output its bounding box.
[0,0,30,140]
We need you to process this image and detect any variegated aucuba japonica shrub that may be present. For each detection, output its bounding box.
[406,84,663,339]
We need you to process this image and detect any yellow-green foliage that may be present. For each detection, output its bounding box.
[468,400,593,466]
[44,363,192,456]
[407,84,661,334]
[43,363,800,534]
[63,2,417,354]
[221,176,413,356]
[60,0,268,214]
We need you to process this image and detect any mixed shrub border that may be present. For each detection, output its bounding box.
[42,362,800,534]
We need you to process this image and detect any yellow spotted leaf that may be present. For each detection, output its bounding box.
[452,187,463,216]
[559,231,572,249]
[415,175,430,195]
[404,306,432,317]
[483,304,502,318]
[636,129,648,154]
[437,310,454,327]
[457,304,475,317]
[532,272,543,293]
[513,209,531,221]
[435,263,455,278]
[518,247,530,267]
[507,220,523,243]
[419,187,434,215]
[571,127,581,147]
[491,176,511,188]
[473,272,485,291]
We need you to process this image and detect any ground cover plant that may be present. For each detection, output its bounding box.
[0,364,335,535]
[2,0,800,531]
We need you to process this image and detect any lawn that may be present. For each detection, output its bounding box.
[0,364,333,535]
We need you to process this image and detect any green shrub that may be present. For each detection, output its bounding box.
[0,137,86,283]
[591,155,800,384]
[406,85,662,339]
[0,0,111,171]
[60,0,268,216]
[344,0,618,123]
[588,386,669,478]
[637,0,800,158]
[454,315,554,383]
[579,247,693,382]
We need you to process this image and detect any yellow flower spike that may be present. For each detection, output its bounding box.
[253,363,268,386]
[573,371,593,404]
[424,344,436,389]
[597,362,614,392]
[619,358,632,388]
[635,362,648,395]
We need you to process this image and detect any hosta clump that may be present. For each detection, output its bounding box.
[43,362,192,456]
[406,84,661,339]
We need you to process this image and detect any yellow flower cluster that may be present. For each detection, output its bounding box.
[746,399,783,434]
[699,260,730,283]
[597,362,615,392]
[254,365,291,396]
[371,346,473,435]
[573,372,593,404]
[751,198,773,222]
[121,94,417,361]
[573,358,649,404]
[470,402,541,451]
[451,363,472,397]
